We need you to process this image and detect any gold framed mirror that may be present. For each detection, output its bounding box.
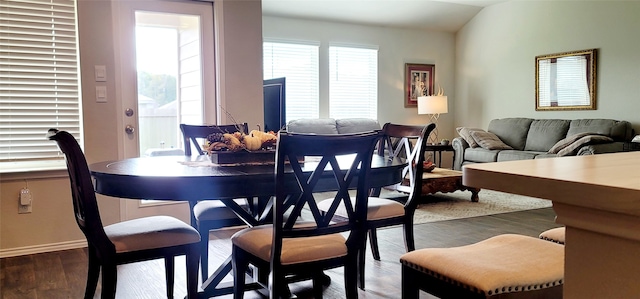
[535,49,597,111]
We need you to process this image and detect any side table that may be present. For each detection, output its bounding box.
[425,143,454,168]
[397,168,480,202]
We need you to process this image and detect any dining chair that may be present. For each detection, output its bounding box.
[231,130,382,299]
[317,122,435,289]
[179,123,251,281]
[47,129,200,299]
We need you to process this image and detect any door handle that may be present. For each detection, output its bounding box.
[125,125,135,135]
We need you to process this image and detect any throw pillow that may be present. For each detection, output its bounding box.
[548,132,593,154]
[469,130,513,150]
[456,127,484,148]
[557,135,614,156]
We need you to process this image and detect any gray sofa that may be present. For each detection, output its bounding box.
[286,118,381,134]
[453,118,634,170]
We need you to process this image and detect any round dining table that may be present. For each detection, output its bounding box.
[89,154,407,298]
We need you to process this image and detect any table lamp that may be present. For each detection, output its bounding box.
[418,91,448,145]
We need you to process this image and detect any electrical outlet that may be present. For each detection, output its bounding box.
[18,204,32,214]
[18,188,32,214]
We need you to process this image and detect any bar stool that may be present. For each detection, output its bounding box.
[539,227,566,244]
[400,234,564,299]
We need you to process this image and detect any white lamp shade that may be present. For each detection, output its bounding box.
[418,96,448,114]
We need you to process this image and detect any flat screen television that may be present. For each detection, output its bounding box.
[263,77,286,132]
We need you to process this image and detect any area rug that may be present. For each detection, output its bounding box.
[412,189,552,224]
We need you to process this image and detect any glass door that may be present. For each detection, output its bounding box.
[114,0,214,221]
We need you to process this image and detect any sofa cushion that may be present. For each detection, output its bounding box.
[470,130,513,150]
[286,118,339,134]
[497,150,546,162]
[524,119,570,152]
[567,119,632,141]
[557,135,613,156]
[488,118,534,150]
[456,127,484,148]
[464,147,500,163]
[335,118,380,134]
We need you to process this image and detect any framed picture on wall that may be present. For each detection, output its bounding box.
[405,63,435,107]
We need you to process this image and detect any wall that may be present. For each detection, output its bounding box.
[0,0,263,257]
[455,1,640,131]
[262,16,457,139]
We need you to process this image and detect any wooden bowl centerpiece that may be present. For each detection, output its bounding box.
[206,130,278,164]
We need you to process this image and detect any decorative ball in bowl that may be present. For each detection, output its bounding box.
[423,161,436,172]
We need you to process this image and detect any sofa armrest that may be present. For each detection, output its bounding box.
[452,137,469,170]
[576,142,625,155]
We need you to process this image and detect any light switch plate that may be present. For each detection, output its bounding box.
[95,65,106,82]
[96,86,107,103]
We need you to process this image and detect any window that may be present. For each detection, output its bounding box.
[329,45,377,119]
[263,41,379,121]
[0,0,81,173]
[263,41,319,121]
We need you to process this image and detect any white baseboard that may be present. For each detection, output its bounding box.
[0,239,87,258]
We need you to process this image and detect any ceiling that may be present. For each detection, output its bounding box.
[262,0,509,33]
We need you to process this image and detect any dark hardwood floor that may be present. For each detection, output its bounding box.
[0,207,559,299]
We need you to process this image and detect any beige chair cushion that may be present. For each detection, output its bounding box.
[539,227,566,244]
[317,197,405,221]
[400,234,564,296]
[105,215,200,253]
[193,199,247,221]
[231,225,347,265]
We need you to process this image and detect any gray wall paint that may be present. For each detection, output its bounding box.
[456,1,640,132]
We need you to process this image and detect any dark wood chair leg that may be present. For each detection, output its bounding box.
[232,247,248,299]
[368,229,381,260]
[312,271,325,298]
[198,224,210,283]
[403,216,416,252]
[345,254,359,299]
[186,246,200,299]
[85,247,100,299]
[358,244,366,290]
[401,265,419,299]
[164,256,175,298]
[100,263,118,299]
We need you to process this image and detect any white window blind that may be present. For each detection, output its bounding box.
[263,41,319,121]
[0,0,81,172]
[538,56,590,107]
[329,46,377,119]
[556,56,590,106]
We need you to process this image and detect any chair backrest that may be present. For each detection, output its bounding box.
[271,130,382,266]
[179,123,248,156]
[377,123,436,189]
[47,129,115,256]
[403,124,436,206]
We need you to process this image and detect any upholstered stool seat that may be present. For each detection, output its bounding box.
[539,227,566,244]
[400,234,564,299]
